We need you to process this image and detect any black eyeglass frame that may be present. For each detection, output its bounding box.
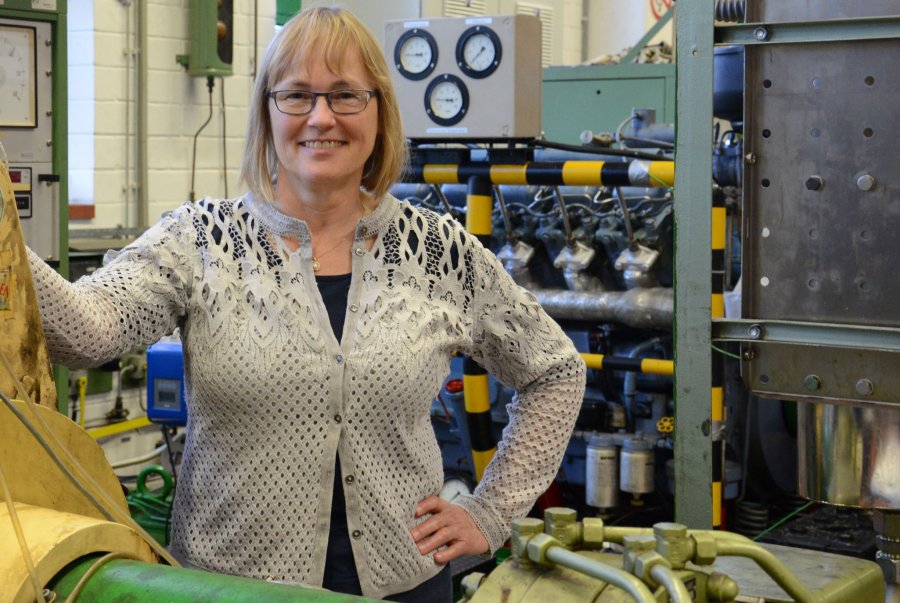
[266,89,378,116]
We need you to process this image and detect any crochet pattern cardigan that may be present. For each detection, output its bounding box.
[30,193,586,598]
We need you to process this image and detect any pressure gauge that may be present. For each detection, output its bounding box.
[456,25,502,79]
[424,74,469,126]
[439,477,473,503]
[0,24,37,128]
[394,28,438,81]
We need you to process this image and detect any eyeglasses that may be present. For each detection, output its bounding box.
[267,89,377,115]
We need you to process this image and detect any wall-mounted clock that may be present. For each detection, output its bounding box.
[394,28,438,81]
[424,74,469,126]
[0,24,37,128]
[456,25,502,79]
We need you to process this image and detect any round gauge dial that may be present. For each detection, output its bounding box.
[424,74,469,126]
[456,25,502,79]
[439,477,473,503]
[394,28,438,81]
[0,24,37,127]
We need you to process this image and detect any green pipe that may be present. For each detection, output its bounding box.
[50,557,379,602]
[543,546,656,603]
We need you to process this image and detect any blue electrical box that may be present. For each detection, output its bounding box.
[146,340,188,426]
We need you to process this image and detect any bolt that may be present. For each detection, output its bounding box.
[857,174,876,191]
[742,347,756,361]
[748,324,764,340]
[744,152,757,164]
[855,379,874,396]
[802,374,821,392]
[753,26,769,41]
[805,176,824,191]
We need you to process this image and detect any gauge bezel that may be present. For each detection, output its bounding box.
[0,23,38,128]
[424,73,469,127]
[455,25,502,79]
[394,28,438,81]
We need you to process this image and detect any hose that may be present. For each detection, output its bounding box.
[110,444,167,469]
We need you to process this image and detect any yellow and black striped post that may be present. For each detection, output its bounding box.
[464,176,497,482]
[411,160,675,188]
[581,353,674,376]
[711,193,727,528]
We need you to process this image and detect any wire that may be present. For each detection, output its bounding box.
[65,551,143,602]
[0,388,114,521]
[752,501,815,541]
[189,77,216,203]
[532,138,672,161]
[0,461,45,603]
[220,77,228,198]
[0,349,180,566]
[161,427,179,484]
[711,344,742,360]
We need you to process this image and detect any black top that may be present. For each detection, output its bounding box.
[316,273,361,593]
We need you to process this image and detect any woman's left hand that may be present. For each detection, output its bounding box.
[411,496,490,564]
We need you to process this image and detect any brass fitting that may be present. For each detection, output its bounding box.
[526,533,562,567]
[622,534,657,573]
[633,551,670,584]
[706,571,741,602]
[582,516,605,549]
[653,522,694,569]
[691,533,719,566]
[544,507,581,549]
[511,517,545,564]
[460,572,486,597]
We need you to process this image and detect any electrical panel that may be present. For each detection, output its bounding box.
[385,14,542,140]
[184,0,234,77]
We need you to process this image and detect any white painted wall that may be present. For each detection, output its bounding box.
[68,0,277,231]
[68,0,658,231]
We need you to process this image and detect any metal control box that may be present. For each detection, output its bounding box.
[385,14,542,140]
[146,340,188,426]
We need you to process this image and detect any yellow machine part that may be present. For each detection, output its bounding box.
[0,503,156,603]
[0,160,56,408]
[469,551,673,603]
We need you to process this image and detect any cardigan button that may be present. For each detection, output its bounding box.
[354,247,364,256]
[335,354,344,364]
[345,474,355,484]
[349,304,359,313]
[352,529,362,539]
[334,414,343,424]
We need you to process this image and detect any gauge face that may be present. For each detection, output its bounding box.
[424,74,469,126]
[439,477,472,503]
[456,25,502,79]
[394,28,438,81]
[0,24,37,128]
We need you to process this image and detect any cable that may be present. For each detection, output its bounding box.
[65,551,143,602]
[220,77,228,198]
[753,500,815,541]
[712,344,742,360]
[189,77,216,203]
[533,138,671,161]
[110,444,167,469]
[161,427,179,484]
[0,350,180,566]
[0,388,114,521]
[0,461,45,603]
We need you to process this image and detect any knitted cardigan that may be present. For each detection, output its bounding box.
[30,193,586,598]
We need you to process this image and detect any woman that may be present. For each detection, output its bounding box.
[29,7,585,601]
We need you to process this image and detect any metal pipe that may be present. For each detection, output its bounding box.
[49,557,380,602]
[409,160,675,188]
[533,288,673,330]
[649,564,692,603]
[544,546,656,603]
[714,539,816,603]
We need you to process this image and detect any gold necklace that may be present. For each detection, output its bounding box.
[311,196,370,273]
[311,230,355,272]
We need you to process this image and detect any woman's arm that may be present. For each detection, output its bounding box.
[29,208,195,369]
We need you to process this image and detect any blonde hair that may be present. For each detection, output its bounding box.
[240,7,407,203]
